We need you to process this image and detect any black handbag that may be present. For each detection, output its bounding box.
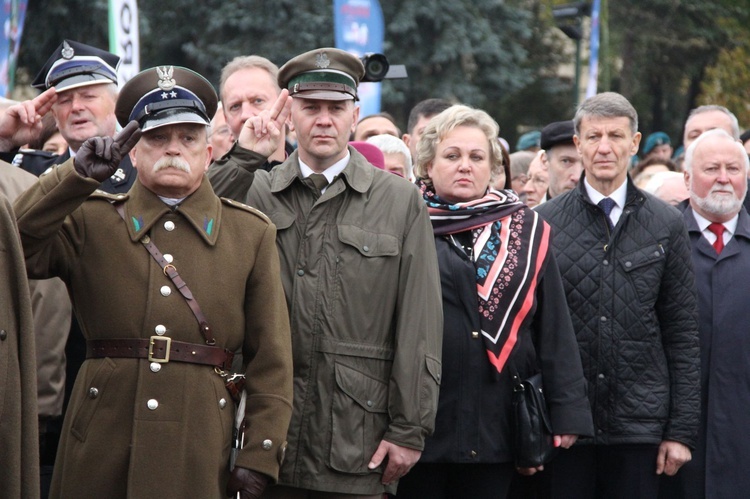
[511,370,558,467]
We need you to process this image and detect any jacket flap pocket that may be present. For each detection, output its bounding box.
[425,355,442,385]
[334,362,388,413]
[338,225,399,257]
[267,210,295,230]
[619,244,665,272]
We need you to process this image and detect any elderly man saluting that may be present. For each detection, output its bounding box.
[209,48,443,498]
[14,66,293,499]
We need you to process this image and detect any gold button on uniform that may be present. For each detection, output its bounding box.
[472,331,479,339]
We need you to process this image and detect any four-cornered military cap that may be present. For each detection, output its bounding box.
[277,48,365,101]
[115,66,218,132]
[32,40,120,92]
[642,131,671,154]
[540,120,575,150]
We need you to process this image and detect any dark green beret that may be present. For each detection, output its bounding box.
[115,66,218,132]
[278,48,365,101]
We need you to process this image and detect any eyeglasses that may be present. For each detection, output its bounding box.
[525,176,548,187]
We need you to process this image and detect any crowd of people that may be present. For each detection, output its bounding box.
[1,38,749,499]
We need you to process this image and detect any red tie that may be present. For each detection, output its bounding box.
[708,223,725,254]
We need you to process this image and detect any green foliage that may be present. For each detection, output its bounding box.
[15,0,748,148]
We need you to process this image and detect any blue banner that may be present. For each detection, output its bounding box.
[333,0,384,118]
[585,0,601,98]
[0,0,28,97]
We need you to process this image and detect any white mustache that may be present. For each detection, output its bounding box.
[153,157,191,174]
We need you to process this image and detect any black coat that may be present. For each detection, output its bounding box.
[5,149,135,193]
[663,203,750,499]
[535,176,700,448]
[420,208,593,464]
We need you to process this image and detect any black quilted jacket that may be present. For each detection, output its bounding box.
[535,176,700,448]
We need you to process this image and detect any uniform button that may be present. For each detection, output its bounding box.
[297,269,305,276]
[164,221,175,231]
[597,429,603,435]
[471,331,479,339]
[147,399,159,410]
[163,253,174,263]
[603,259,609,266]
[88,387,99,399]
[366,400,373,407]
[0,329,6,341]
[654,251,660,257]
[363,245,370,252]
[470,450,477,458]
[160,285,172,296]
[219,398,227,409]
[262,439,273,450]
[598,373,605,379]
[141,235,150,244]
[625,261,632,268]
[437,374,441,381]
[155,324,167,335]
[600,316,607,322]
[150,362,162,373]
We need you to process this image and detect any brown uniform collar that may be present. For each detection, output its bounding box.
[121,178,221,246]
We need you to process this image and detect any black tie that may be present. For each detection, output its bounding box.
[306,173,329,197]
[598,198,616,232]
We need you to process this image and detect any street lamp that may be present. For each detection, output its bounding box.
[553,2,591,109]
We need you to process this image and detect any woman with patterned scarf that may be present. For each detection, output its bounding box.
[396,106,593,499]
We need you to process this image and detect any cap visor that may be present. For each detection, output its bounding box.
[141,110,210,132]
[54,75,116,92]
[293,90,354,101]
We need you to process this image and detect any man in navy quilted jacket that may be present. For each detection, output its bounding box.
[535,92,700,499]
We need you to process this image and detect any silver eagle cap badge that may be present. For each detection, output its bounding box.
[156,66,176,91]
[315,52,330,69]
[61,41,75,60]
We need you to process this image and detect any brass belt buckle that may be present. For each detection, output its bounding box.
[148,336,171,363]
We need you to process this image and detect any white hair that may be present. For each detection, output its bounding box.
[684,128,749,173]
[643,171,684,195]
[366,133,413,177]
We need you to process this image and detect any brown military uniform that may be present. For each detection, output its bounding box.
[14,160,293,498]
[0,192,39,499]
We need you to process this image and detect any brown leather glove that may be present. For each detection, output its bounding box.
[73,120,141,182]
[226,467,269,499]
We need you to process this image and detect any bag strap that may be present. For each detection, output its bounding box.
[114,202,216,345]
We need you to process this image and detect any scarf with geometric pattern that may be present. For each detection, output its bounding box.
[422,184,552,375]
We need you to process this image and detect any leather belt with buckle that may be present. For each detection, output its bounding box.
[86,337,234,370]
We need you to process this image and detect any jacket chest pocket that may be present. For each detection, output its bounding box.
[332,225,400,311]
[618,244,665,307]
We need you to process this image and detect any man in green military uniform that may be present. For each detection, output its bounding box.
[209,48,443,498]
[14,65,293,498]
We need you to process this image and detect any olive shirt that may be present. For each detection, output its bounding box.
[14,160,293,498]
[209,145,443,495]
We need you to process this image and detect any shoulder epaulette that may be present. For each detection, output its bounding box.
[220,197,271,224]
[90,189,130,202]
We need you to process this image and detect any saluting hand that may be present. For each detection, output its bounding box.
[74,120,142,182]
[0,87,57,152]
[237,89,292,158]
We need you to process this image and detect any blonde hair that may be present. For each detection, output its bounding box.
[414,105,504,185]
